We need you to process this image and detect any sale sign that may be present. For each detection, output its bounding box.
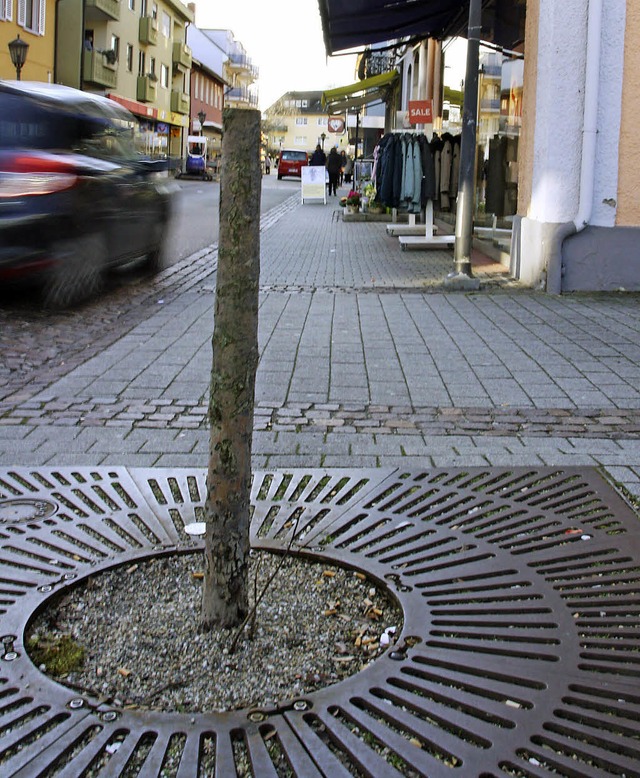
[408,100,433,125]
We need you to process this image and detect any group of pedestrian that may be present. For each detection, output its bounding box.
[309,144,353,196]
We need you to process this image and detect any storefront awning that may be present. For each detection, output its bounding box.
[322,70,399,113]
[318,0,525,55]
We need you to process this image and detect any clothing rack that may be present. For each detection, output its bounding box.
[381,129,455,250]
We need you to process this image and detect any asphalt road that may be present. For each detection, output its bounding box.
[165,173,300,264]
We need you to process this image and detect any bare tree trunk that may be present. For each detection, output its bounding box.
[200,108,262,630]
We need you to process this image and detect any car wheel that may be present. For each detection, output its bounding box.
[142,221,167,275]
[43,233,106,308]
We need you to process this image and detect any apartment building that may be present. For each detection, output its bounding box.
[263,91,334,158]
[186,24,225,167]
[198,28,257,110]
[55,0,193,162]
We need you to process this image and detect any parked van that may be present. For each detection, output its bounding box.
[277,149,308,180]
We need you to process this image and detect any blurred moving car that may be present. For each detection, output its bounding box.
[0,81,174,307]
[277,149,308,180]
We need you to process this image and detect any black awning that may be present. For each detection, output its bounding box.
[318,0,525,55]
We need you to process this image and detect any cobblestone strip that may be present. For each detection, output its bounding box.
[2,399,640,438]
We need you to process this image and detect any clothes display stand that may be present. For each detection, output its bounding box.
[386,212,428,237]
[399,200,454,251]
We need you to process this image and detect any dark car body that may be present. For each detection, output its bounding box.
[277,149,308,180]
[0,80,173,306]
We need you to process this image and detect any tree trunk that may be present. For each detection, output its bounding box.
[200,108,262,630]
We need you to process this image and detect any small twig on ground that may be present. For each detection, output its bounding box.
[228,514,303,655]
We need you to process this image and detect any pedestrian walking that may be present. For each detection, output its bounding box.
[326,146,342,196]
[309,144,327,166]
[339,150,347,184]
[265,155,271,175]
[343,153,353,184]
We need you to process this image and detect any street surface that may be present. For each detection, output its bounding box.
[166,173,298,264]
[0,173,297,401]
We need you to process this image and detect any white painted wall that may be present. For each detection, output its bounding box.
[528,0,586,223]
[528,0,625,228]
[592,0,625,227]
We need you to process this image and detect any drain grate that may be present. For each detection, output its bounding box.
[1,466,639,777]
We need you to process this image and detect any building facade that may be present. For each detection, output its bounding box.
[186,24,225,172]
[514,0,637,292]
[53,0,193,164]
[1,0,56,82]
[198,28,257,110]
[264,91,335,158]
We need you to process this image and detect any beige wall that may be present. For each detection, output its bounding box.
[617,0,640,225]
[516,0,538,216]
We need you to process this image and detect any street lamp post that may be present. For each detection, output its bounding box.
[8,35,29,81]
[320,131,326,150]
[197,110,207,136]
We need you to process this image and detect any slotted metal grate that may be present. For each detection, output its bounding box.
[1,466,639,777]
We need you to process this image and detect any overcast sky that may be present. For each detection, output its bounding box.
[193,0,359,111]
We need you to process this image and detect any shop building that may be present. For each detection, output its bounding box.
[319,0,640,293]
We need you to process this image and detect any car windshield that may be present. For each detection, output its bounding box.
[0,91,137,161]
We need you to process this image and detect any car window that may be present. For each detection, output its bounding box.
[0,91,137,161]
[281,151,307,162]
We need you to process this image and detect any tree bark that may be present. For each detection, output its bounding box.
[200,108,262,630]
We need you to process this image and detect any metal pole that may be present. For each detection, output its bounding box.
[452,0,481,279]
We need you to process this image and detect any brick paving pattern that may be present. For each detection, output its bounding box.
[1,191,640,504]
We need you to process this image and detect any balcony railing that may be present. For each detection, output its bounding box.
[172,41,192,70]
[85,0,119,21]
[170,89,189,114]
[227,53,258,79]
[139,16,158,45]
[480,98,501,112]
[137,75,157,103]
[225,86,258,108]
[83,50,117,88]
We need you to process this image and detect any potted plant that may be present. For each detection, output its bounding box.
[363,182,384,214]
[345,190,361,213]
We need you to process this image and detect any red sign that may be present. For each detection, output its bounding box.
[408,100,433,125]
[328,116,345,134]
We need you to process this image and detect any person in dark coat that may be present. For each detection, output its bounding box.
[309,144,326,166]
[326,146,342,195]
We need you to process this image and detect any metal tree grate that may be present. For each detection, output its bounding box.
[1,466,639,777]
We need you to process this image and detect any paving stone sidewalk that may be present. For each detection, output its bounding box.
[1,193,640,505]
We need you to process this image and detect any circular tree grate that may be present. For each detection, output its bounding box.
[0,466,639,777]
